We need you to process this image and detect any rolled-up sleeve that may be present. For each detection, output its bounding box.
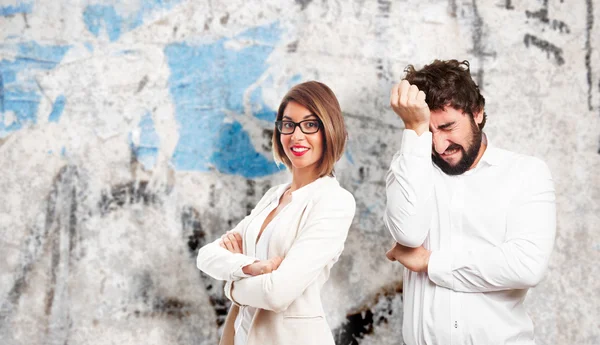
[383,129,434,248]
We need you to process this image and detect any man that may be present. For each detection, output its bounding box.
[383,59,556,345]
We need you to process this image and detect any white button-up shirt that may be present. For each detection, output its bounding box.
[384,130,556,345]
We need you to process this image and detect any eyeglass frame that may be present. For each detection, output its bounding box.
[275,119,322,135]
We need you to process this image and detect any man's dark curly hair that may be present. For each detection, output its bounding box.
[404,59,487,130]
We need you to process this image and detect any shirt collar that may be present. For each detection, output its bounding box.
[477,132,502,167]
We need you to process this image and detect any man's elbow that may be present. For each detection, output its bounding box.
[383,215,426,248]
[514,262,549,288]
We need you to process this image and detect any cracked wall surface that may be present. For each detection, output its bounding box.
[0,1,598,344]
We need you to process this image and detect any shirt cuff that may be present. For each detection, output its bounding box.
[232,257,259,280]
[428,251,453,289]
[400,129,432,157]
[224,281,243,306]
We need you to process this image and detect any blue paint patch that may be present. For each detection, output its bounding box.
[61,146,66,156]
[0,41,70,137]
[84,42,94,52]
[131,112,160,170]
[250,86,276,122]
[83,0,182,42]
[345,150,354,164]
[288,74,302,87]
[165,21,288,178]
[48,95,66,123]
[83,5,122,42]
[211,122,281,178]
[2,70,16,83]
[0,2,33,16]
[0,72,4,113]
[0,89,40,137]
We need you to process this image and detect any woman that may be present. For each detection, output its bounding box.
[196,81,356,345]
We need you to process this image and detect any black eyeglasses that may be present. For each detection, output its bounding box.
[275,119,321,135]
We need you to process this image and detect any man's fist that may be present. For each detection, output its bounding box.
[390,80,430,135]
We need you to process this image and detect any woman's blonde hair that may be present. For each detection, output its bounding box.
[272,81,347,177]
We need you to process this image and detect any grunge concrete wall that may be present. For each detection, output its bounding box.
[0,1,598,344]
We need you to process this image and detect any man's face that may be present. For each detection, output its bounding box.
[429,107,483,175]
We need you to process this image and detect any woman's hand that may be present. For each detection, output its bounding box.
[242,256,284,276]
[219,231,243,254]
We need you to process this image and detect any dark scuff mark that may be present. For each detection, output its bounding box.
[0,166,83,341]
[295,0,312,11]
[136,75,149,93]
[526,8,549,23]
[448,0,457,17]
[375,58,385,80]
[525,8,570,34]
[152,297,192,319]
[45,226,59,316]
[333,284,402,345]
[246,179,256,197]
[132,296,194,319]
[205,287,230,327]
[261,182,272,196]
[585,0,594,111]
[262,128,274,152]
[220,12,229,25]
[182,206,206,254]
[358,166,367,182]
[209,184,216,208]
[245,202,253,215]
[22,12,30,28]
[287,40,299,53]
[182,205,230,327]
[182,206,229,325]
[44,166,80,343]
[172,25,178,37]
[98,181,161,215]
[469,0,486,88]
[523,34,565,65]
[335,309,374,344]
[135,271,153,305]
[505,0,514,10]
[377,0,391,16]
[68,186,77,253]
[550,20,570,34]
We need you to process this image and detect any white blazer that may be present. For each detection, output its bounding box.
[196,176,356,345]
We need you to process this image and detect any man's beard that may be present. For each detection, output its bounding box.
[432,120,482,176]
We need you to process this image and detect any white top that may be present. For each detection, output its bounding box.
[383,130,556,345]
[233,186,288,345]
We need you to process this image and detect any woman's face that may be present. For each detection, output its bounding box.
[279,101,324,174]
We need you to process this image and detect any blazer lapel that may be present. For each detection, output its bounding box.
[243,188,280,257]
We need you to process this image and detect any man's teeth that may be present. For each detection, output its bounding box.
[292,147,308,152]
[443,149,458,156]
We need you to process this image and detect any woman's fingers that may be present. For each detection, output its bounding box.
[233,232,243,252]
[219,232,243,253]
[226,233,241,253]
